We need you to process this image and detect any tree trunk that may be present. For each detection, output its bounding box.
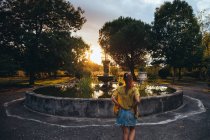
[29,71,35,85]
[178,67,182,80]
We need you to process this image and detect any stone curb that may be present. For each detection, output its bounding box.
[24,87,183,118]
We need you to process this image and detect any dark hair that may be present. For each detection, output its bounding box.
[123,73,128,81]
[123,73,133,82]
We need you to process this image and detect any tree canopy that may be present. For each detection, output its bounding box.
[152,0,202,79]
[0,0,87,84]
[99,17,151,79]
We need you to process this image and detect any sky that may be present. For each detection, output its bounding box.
[70,0,210,65]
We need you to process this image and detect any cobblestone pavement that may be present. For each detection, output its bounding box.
[0,82,210,140]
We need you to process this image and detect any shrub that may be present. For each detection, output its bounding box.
[184,70,200,78]
[158,67,170,79]
[34,86,78,98]
[75,69,91,79]
[147,73,158,83]
[136,82,149,97]
[77,77,93,98]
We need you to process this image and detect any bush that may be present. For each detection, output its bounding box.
[184,70,200,78]
[207,67,210,78]
[75,69,91,79]
[158,67,170,79]
[77,77,93,98]
[138,83,149,97]
[147,73,158,83]
[34,86,78,98]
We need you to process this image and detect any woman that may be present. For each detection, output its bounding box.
[112,73,140,140]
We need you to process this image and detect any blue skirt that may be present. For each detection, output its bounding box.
[116,109,137,127]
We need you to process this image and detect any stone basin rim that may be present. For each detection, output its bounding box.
[24,86,183,118]
[26,86,181,100]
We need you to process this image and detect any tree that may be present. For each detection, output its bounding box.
[63,36,90,75]
[202,32,210,57]
[99,17,151,80]
[152,0,202,80]
[0,54,19,76]
[34,32,89,78]
[197,10,210,58]
[0,0,86,84]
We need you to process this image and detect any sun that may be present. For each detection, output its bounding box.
[86,46,102,65]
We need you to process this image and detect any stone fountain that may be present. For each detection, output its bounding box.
[23,48,183,118]
[97,51,114,87]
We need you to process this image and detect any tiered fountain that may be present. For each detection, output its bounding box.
[97,50,114,87]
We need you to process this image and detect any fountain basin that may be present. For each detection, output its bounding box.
[24,87,183,118]
[97,75,114,83]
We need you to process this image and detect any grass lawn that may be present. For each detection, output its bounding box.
[34,77,72,86]
[0,76,72,90]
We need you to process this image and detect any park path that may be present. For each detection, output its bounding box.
[0,81,210,140]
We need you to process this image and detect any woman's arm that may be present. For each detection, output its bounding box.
[133,90,141,117]
[134,93,140,103]
[111,95,121,108]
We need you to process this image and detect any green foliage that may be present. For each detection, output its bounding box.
[136,82,149,97]
[147,74,158,83]
[208,67,210,78]
[139,67,145,72]
[145,66,160,83]
[35,77,93,98]
[184,70,200,78]
[63,37,90,74]
[99,17,152,79]
[201,56,210,80]
[0,0,86,84]
[145,65,161,76]
[77,77,93,98]
[202,32,210,58]
[158,67,170,79]
[152,0,202,71]
[35,86,79,98]
[0,54,19,76]
[75,68,92,79]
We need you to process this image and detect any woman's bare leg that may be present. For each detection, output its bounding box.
[122,126,129,140]
[129,127,135,140]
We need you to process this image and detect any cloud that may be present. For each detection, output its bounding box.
[70,0,203,50]
[196,0,210,11]
[142,0,171,5]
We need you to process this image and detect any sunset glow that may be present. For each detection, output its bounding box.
[88,46,102,65]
